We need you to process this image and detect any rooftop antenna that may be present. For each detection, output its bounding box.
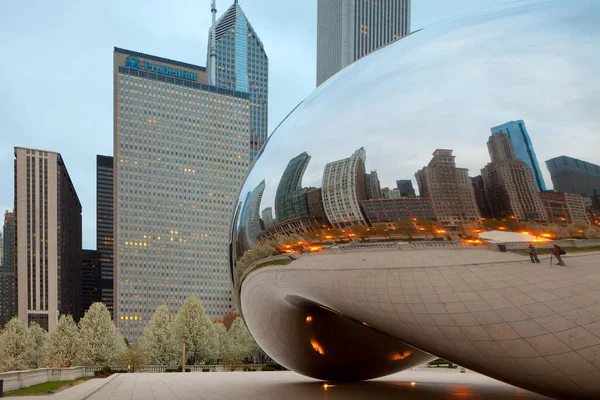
[210,0,217,85]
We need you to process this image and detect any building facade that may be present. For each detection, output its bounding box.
[539,192,590,225]
[1,211,17,327]
[81,250,101,315]
[415,149,480,225]
[114,48,250,341]
[545,155,600,198]
[241,180,265,249]
[365,170,382,199]
[362,197,435,224]
[261,207,275,229]
[322,148,368,228]
[316,0,411,86]
[14,148,82,330]
[471,176,492,218]
[274,152,311,223]
[490,120,546,191]
[96,155,114,318]
[396,179,416,197]
[306,187,329,224]
[481,134,547,221]
[208,1,268,162]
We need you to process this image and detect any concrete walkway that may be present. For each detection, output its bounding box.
[78,369,551,400]
[5,374,118,400]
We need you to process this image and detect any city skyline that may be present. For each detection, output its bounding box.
[1,0,522,249]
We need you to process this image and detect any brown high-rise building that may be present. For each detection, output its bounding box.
[1,211,17,327]
[481,134,546,221]
[365,171,382,199]
[471,175,492,218]
[539,192,590,225]
[415,149,480,225]
[14,148,82,330]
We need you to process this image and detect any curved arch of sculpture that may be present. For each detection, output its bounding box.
[230,1,600,399]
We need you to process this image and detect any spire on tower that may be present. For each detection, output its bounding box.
[209,0,217,86]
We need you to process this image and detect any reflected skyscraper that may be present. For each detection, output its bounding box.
[365,170,382,199]
[491,120,546,191]
[261,207,275,229]
[546,155,600,197]
[322,147,368,228]
[242,180,265,249]
[316,0,411,86]
[396,179,416,197]
[208,1,268,162]
[274,152,311,223]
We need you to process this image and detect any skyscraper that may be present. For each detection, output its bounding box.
[81,250,101,315]
[316,0,411,86]
[241,180,265,249]
[114,48,250,341]
[96,155,114,318]
[481,134,546,221]
[1,211,17,327]
[396,179,416,197]
[14,148,82,330]
[322,147,368,228]
[415,149,480,224]
[471,176,492,218]
[546,155,600,197]
[275,152,311,223]
[261,207,275,229]
[208,0,268,162]
[539,192,589,225]
[490,120,546,191]
[365,170,382,199]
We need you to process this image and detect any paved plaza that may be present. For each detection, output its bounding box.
[10,369,552,400]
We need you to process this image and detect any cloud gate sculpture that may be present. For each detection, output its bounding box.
[229,1,600,398]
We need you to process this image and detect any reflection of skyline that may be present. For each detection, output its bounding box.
[274,152,311,223]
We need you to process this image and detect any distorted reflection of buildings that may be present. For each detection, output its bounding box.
[275,152,311,223]
[241,180,266,249]
[362,198,436,224]
[322,148,369,228]
[415,149,480,225]
[388,188,403,199]
[396,179,416,197]
[365,170,382,199]
[546,156,600,201]
[481,134,546,221]
[261,207,275,229]
[471,175,492,218]
[306,188,329,223]
[539,191,590,225]
[257,216,327,243]
[491,120,546,192]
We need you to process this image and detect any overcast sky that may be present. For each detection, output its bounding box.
[0,0,510,248]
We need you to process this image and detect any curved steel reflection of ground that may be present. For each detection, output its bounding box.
[241,249,600,399]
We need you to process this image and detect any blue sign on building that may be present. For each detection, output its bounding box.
[125,56,197,81]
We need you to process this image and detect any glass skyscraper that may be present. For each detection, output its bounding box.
[490,120,546,192]
[113,48,251,342]
[208,0,268,163]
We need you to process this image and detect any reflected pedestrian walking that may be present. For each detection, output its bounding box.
[528,244,540,263]
[552,244,566,266]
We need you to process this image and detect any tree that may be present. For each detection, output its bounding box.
[214,322,227,361]
[173,296,219,364]
[42,315,79,368]
[28,322,47,368]
[116,347,147,371]
[76,302,121,365]
[140,304,178,365]
[372,223,389,238]
[0,317,33,372]
[394,219,417,240]
[224,317,261,365]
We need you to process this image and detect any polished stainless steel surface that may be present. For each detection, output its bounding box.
[229,1,600,398]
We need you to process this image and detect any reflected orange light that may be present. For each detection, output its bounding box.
[410,381,417,387]
[306,316,313,323]
[390,350,412,361]
[418,227,425,231]
[323,383,335,390]
[309,246,322,252]
[310,340,325,355]
[498,226,506,230]
[521,231,530,235]
[541,233,552,238]
[324,235,333,239]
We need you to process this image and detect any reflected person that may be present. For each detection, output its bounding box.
[528,244,540,263]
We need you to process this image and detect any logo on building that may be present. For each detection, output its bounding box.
[125,56,140,70]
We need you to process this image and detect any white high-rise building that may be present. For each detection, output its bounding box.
[322,148,368,228]
[114,48,250,342]
[316,0,411,86]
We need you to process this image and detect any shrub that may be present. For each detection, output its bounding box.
[261,366,275,371]
[202,368,211,372]
[264,362,285,371]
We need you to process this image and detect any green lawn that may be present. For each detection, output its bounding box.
[5,377,89,396]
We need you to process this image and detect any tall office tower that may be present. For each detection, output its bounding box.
[114,48,250,341]
[81,250,101,315]
[396,179,416,197]
[365,170,382,199]
[208,1,269,162]
[546,156,600,197]
[481,134,547,221]
[261,207,275,229]
[362,197,435,224]
[275,152,311,223]
[241,180,265,249]
[491,120,546,191]
[14,148,82,330]
[471,176,492,218]
[316,0,411,86]
[96,155,114,318]
[381,187,390,199]
[388,188,402,199]
[306,188,329,223]
[415,149,480,225]
[539,192,590,225]
[322,147,368,228]
[1,212,17,327]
